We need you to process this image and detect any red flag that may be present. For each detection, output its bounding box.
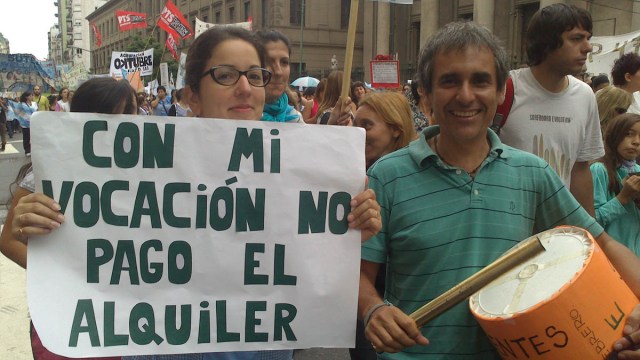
[165,33,180,61]
[157,1,193,39]
[91,22,102,47]
[116,10,147,31]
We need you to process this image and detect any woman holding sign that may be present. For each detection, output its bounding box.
[0,77,136,360]
[3,26,381,360]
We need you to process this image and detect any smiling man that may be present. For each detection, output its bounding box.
[498,3,603,216]
[359,21,640,360]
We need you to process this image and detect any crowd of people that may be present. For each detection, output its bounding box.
[3,2,640,360]
[0,84,75,155]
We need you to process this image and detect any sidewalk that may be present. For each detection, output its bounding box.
[0,226,32,360]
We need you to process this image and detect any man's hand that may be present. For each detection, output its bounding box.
[365,305,430,353]
[614,304,640,359]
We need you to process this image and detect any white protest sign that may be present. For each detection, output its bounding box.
[587,29,640,76]
[175,52,187,89]
[160,62,169,86]
[370,60,400,89]
[28,112,365,357]
[110,49,154,77]
[195,17,252,38]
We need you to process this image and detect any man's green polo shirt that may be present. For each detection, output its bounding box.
[362,126,602,359]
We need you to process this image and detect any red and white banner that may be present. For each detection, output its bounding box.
[116,10,147,31]
[91,22,102,47]
[369,60,400,89]
[157,0,193,39]
[166,33,180,61]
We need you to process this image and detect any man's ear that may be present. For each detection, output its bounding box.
[626,72,633,84]
[184,85,201,116]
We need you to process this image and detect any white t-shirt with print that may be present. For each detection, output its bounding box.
[500,68,604,187]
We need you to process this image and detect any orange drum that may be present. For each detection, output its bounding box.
[470,226,639,359]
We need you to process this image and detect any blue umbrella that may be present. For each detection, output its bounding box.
[290,76,320,88]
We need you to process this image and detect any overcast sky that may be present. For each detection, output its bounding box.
[0,0,58,59]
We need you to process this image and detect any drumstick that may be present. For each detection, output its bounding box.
[410,236,545,328]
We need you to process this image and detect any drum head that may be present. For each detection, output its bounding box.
[470,227,591,318]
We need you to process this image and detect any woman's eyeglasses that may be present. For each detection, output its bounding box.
[201,66,272,87]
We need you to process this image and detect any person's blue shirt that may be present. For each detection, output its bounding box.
[153,96,172,116]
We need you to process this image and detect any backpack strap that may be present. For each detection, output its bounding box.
[490,77,514,135]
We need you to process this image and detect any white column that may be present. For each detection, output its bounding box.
[473,0,495,32]
[420,0,439,48]
[539,0,564,9]
[363,0,374,82]
[633,1,640,31]
[376,2,390,55]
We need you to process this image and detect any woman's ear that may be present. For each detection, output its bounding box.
[184,85,200,116]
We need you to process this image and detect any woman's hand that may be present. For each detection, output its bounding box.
[348,189,381,243]
[327,96,354,126]
[617,175,640,205]
[11,192,64,242]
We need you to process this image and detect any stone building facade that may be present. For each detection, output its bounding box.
[84,0,640,83]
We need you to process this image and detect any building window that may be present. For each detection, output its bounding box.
[229,7,235,22]
[244,2,251,21]
[290,0,303,26]
[215,11,221,23]
[203,15,208,23]
[341,0,349,29]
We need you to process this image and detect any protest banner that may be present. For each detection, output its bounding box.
[116,10,148,31]
[28,112,365,357]
[175,52,187,89]
[60,63,90,89]
[91,22,102,47]
[160,63,169,86]
[158,0,194,40]
[194,17,252,39]
[166,33,180,61]
[587,29,640,76]
[0,53,57,92]
[370,60,400,89]
[110,49,154,77]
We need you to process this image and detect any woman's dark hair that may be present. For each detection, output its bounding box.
[526,3,592,66]
[255,29,291,55]
[9,78,137,202]
[410,75,421,105]
[303,87,316,97]
[185,26,265,94]
[70,78,136,115]
[591,74,610,90]
[611,53,640,86]
[602,113,640,195]
[350,81,365,105]
[19,91,31,103]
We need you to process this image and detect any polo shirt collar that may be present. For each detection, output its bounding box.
[409,125,510,168]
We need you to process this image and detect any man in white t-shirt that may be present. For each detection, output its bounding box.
[499,3,603,215]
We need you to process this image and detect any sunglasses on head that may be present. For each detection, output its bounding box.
[615,107,628,115]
